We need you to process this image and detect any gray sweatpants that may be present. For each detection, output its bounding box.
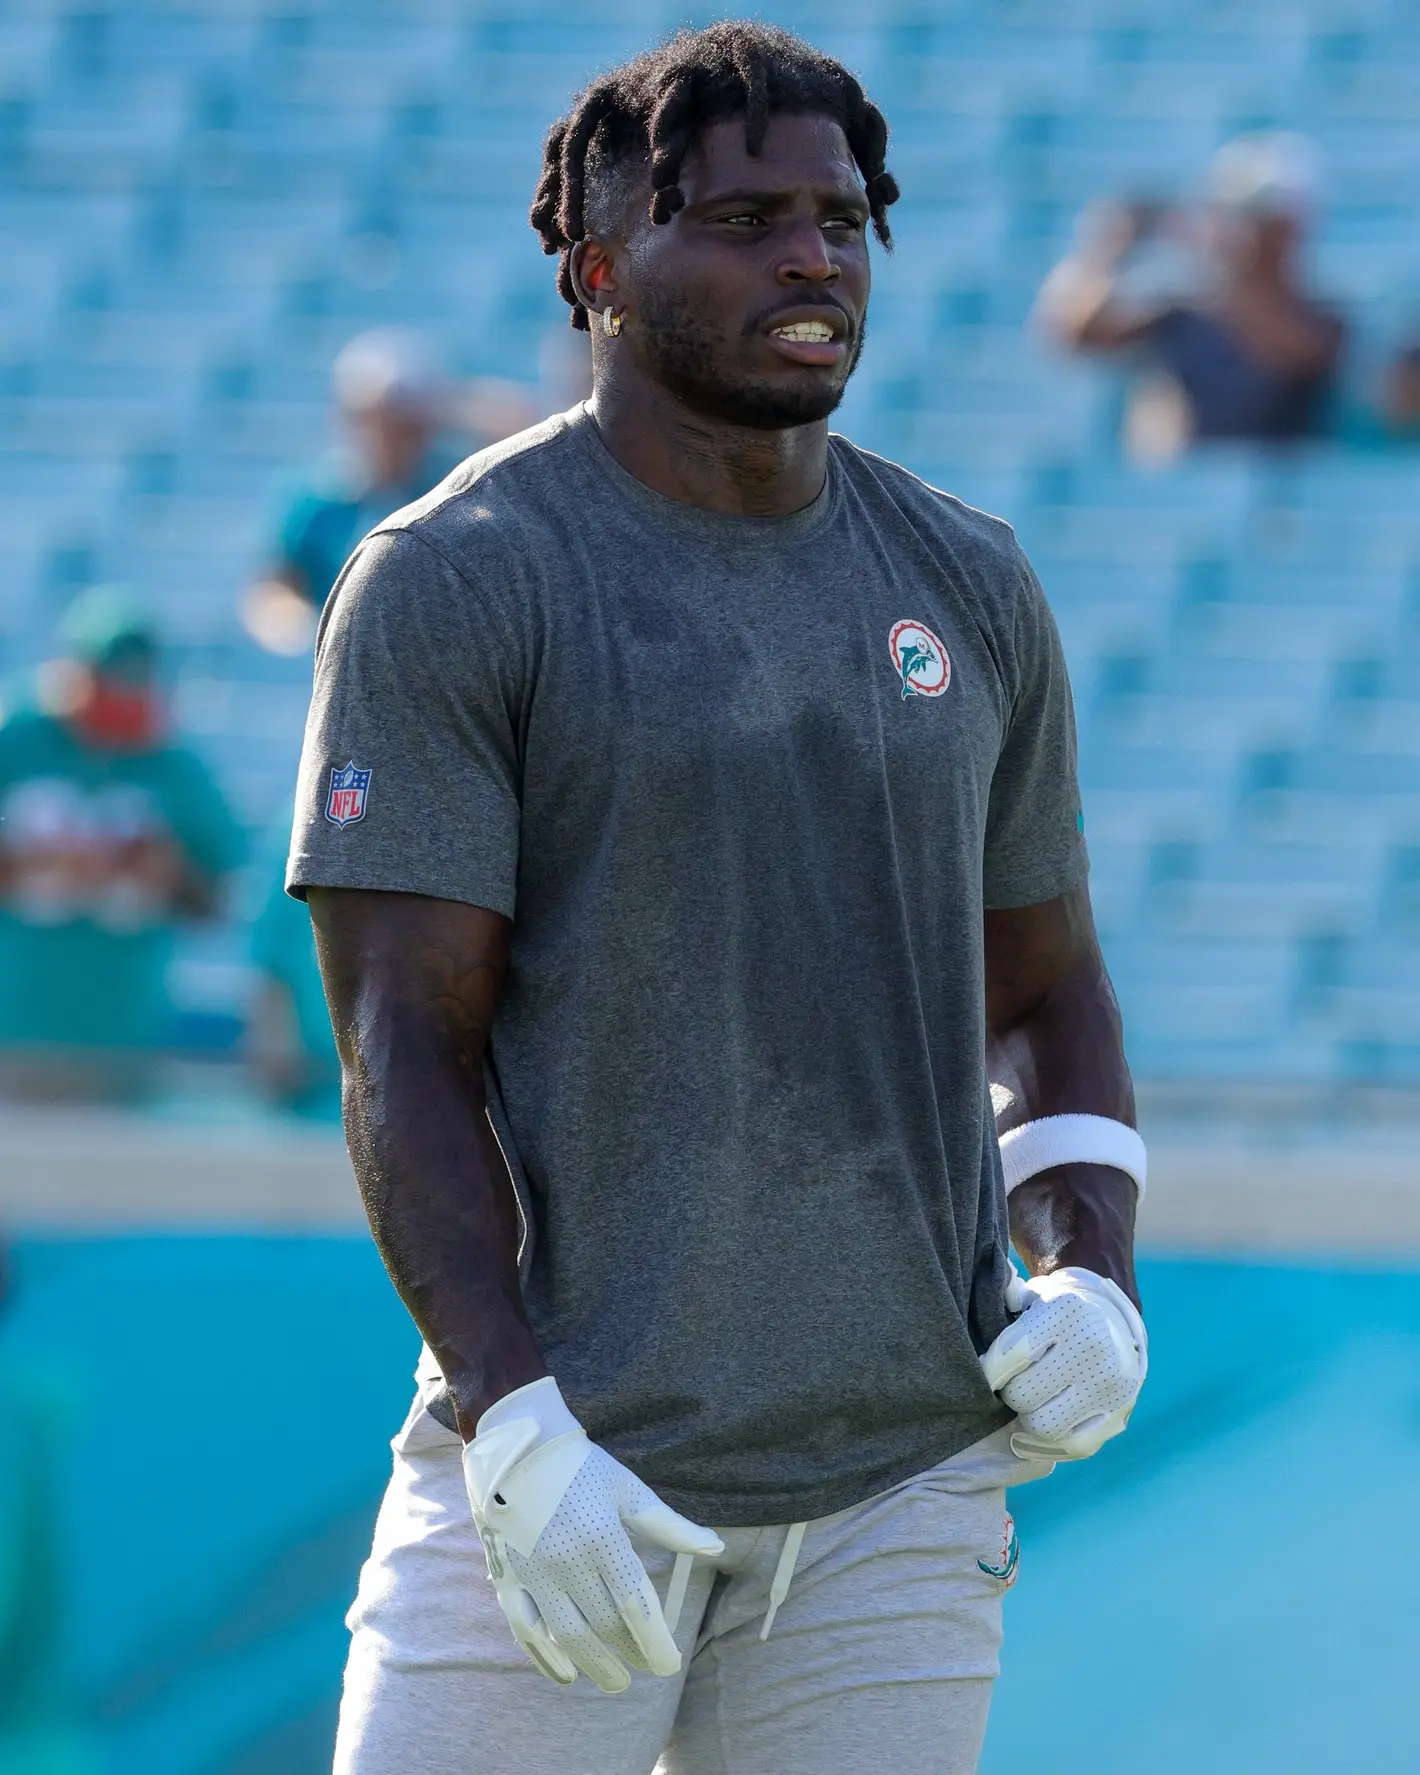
[334,1381,1049,1775]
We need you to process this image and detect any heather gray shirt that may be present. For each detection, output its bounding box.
[289,406,1087,1525]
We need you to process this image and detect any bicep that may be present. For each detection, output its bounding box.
[984,887,1105,1032]
[307,886,511,1074]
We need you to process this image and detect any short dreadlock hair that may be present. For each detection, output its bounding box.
[529,21,900,331]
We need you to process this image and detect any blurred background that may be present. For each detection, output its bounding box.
[1,0,1418,1770]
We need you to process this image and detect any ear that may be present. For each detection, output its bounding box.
[570,237,621,321]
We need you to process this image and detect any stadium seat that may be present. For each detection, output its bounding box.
[2,1,1420,1114]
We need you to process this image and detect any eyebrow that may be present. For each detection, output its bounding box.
[690,184,871,214]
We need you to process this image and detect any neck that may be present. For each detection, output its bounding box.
[588,371,829,518]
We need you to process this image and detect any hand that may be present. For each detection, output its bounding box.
[121,834,185,898]
[980,1267,1147,1462]
[463,1377,724,1693]
[240,576,319,655]
[1076,197,1145,266]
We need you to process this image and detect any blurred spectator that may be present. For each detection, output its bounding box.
[0,1246,95,1772]
[1038,132,1345,461]
[247,807,340,1121]
[242,328,537,654]
[1379,339,1420,439]
[0,589,244,1103]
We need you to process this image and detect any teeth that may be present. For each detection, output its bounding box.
[773,321,835,343]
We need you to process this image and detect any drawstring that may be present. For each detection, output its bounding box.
[759,1521,807,1641]
[664,1521,809,1642]
[664,1552,693,1635]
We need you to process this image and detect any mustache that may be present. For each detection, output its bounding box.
[741,295,856,340]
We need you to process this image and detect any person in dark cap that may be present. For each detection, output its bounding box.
[241,329,537,656]
[0,587,244,1101]
[1039,132,1344,458]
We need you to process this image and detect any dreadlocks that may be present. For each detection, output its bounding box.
[529,21,900,331]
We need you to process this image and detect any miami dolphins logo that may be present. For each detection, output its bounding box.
[977,1515,1019,1587]
[888,619,951,699]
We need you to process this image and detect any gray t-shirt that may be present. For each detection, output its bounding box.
[289,405,1087,1525]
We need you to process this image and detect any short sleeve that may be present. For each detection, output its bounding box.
[982,555,1088,910]
[286,526,522,916]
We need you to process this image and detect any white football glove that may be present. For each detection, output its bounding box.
[980,1267,1148,1462]
[462,1377,723,1693]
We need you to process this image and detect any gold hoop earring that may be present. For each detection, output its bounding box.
[602,306,623,338]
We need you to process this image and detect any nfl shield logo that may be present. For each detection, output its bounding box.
[325,761,371,827]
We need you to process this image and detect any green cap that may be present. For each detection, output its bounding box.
[58,585,160,668]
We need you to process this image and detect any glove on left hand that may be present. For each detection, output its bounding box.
[980,1266,1147,1462]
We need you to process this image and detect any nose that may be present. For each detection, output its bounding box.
[776,214,840,285]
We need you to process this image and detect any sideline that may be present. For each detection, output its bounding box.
[3,1104,1419,1254]
[0,1104,363,1231]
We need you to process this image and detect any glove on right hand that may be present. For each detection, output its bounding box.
[463,1377,723,1694]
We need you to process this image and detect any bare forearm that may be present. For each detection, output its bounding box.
[310,888,545,1435]
[1007,1164,1138,1305]
[341,1020,545,1426]
[1036,259,1152,353]
[992,987,1139,1303]
[985,892,1140,1306]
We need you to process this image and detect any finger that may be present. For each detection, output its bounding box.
[507,1547,644,1683]
[499,1583,578,1685]
[622,1497,724,1559]
[1012,1413,1113,1464]
[586,1514,683,1676]
[1057,1411,1113,1458]
[1013,1378,1086,1437]
[561,1572,650,1673]
[980,1315,1054,1392]
[1054,1409,1130,1462]
[1017,1375,1133,1449]
[536,1589,632,1695]
[1000,1350,1079,1413]
[1019,1347,1138,1430]
[1010,1429,1067,1462]
[612,1566,683,1678]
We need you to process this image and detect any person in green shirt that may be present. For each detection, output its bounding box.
[240,328,538,656]
[0,587,245,1102]
[247,806,341,1121]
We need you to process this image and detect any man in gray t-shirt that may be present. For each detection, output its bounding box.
[296,25,1146,1775]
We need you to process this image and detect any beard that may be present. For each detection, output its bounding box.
[631,284,865,430]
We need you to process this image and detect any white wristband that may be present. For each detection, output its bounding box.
[998,1114,1147,1201]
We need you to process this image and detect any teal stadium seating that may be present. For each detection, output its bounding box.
[6,0,1420,1083]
